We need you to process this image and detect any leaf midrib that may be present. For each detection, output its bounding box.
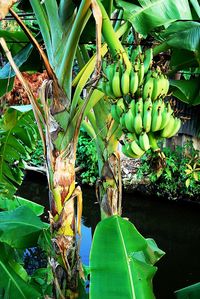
[116,217,136,299]
[0,260,26,298]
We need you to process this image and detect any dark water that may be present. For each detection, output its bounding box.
[18,172,200,299]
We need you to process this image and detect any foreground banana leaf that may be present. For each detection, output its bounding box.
[0,243,41,299]
[0,206,48,249]
[90,215,165,299]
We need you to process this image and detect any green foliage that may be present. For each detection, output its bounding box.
[29,139,45,167]
[0,106,37,197]
[90,215,165,299]
[137,141,200,200]
[76,128,98,185]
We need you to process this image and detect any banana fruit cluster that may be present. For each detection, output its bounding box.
[111,97,181,158]
[98,45,181,159]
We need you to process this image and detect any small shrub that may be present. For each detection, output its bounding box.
[137,140,200,201]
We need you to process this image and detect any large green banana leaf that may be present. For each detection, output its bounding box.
[0,106,37,194]
[90,215,165,299]
[0,206,48,249]
[0,195,44,216]
[170,78,200,106]
[0,243,41,299]
[115,0,193,36]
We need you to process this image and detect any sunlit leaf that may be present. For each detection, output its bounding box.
[90,215,164,299]
[185,178,191,188]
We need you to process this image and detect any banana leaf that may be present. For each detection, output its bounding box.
[0,206,48,249]
[159,21,200,64]
[90,215,165,299]
[0,195,44,216]
[0,243,41,299]
[0,77,14,97]
[170,78,200,105]
[0,107,37,192]
[115,0,192,36]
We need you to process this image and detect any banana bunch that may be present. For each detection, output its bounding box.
[113,97,181,158]
[97,46,154,99]
[97,45,181,160]
[143,67,169,101]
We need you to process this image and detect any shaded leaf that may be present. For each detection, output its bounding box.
[0,243,41,299]
[90,215,164,299]
[170,78,200,105]
[0,77,14,97]
[0,206,49,249]
[0,195,44,216]
[115,0,192,36]
[0,44,33,79]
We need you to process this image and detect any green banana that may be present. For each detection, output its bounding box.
[105,81,115,98]
[129,99,136,118]
[116,98,125,117]
[143,98,152,133]
[138,62,145,86]
[122,142,141,158]
[124,108,135,133]
[121,68,130,96]
[131,140,145,157]
[143,76,154,99]
[148,132,160,151]
[143,48,153,74]
[159,106,171,130]
[135,97,144,116]
[139,132,150,151]
[161,75,169,97]
[125,132,137,142]
[112,69,122,98]
[129,69,139,96]
[133,111,143,135]
[152,106,162,132]
[130,45,142,64]
[120,112,126,130]
[160,115,175,138]
[167,117,181,138]
[151,73,163,101]
[111,104,120,123]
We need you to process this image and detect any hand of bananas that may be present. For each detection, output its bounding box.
[97,46,181,159]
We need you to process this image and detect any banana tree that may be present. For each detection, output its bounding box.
[0,0,104,297]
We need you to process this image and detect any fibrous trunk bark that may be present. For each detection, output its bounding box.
[97,152,122,219]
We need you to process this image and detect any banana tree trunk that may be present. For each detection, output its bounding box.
[40,82,82,299]
[97,153,122,219]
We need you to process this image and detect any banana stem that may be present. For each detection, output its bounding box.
[97,0,132,71]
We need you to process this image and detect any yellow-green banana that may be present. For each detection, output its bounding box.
[121,68,130,96]
[143,98,152,133]
[151,104,162,132]
[143,76,154,99]
[159,106,171,130]
[122,142,141,158]
[131,140,145,157]
[167,117,181,138]
[120,112,126,130]
[112,69,122,98]
[135,97,144,116]
[111,104,120,123]
[116,98,125,117]
[139,132,150,151]
[124,108,135,133]
[130,45,142,64]
[129,69,139,96]
[160,115,175,138]
[134,111,143,134]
